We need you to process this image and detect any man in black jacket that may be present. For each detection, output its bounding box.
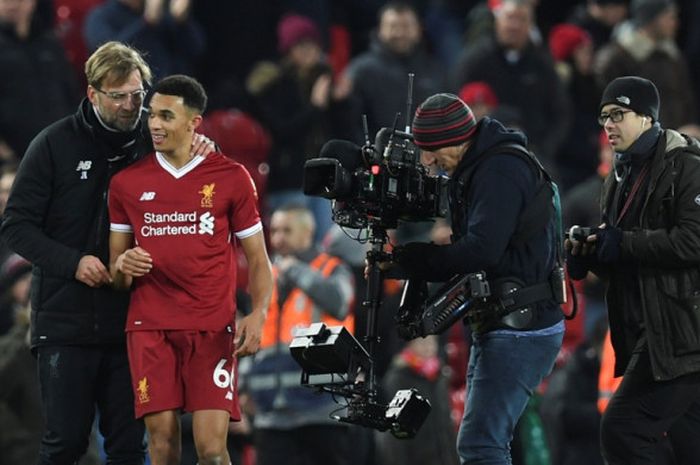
[568,76,700,465]
[345,2,445,139]
[451,0,571,174]
[386,93,564,464]
[0,41,211,465]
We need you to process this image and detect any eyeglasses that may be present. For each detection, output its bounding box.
[598,109,634,126]
[95,88,147,105]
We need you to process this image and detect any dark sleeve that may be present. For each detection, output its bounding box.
[675,60,698,125]
[426,155,533,277]
[256,83,322,143]
[165,16,207,60]
[450,45,482,91]
[330,95,364,144]
[539,54,572,160]
[622,154,700,266]
[83,7,146,51]
[0,136,82,278]
[49,37,80,107]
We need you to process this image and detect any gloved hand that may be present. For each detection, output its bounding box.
[392,242,440,279]
[566,249,591,280]
[595,226,623,264]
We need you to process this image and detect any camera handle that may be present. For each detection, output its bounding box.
[362,222,391,396]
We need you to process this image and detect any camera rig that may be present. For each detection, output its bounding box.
[395,272,492,340]
[290,75,455,438]
[289,221,431,439]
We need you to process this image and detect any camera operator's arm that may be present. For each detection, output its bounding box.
[277,257,354,320]
[394,155,532,280]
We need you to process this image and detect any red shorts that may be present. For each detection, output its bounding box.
[127,329,240,420]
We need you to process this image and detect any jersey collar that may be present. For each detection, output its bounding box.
[155,152,205,179]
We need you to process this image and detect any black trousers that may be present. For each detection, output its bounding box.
[36,345,146,465]
[600,350,700,465]
[254,425,351,465]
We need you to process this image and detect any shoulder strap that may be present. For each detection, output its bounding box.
[455,143,561,251]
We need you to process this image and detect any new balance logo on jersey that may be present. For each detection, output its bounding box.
[199,212,215,235]
[76,160,92,180]
[139,192,156,201]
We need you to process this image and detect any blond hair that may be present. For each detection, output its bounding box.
[85,41,152,88]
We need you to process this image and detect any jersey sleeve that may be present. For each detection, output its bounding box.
[108,174,134,233]
[230,165,262,239]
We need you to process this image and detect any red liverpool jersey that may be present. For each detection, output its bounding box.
[109,152,262,331]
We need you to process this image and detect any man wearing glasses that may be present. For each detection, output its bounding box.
[567,76,700,464]
[0,41,211,465]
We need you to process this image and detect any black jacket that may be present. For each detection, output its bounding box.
[346,38,446,139]
[250,61,357,192]
[452,36,571,167]
[417,118,563,331]
[0,99,152,347]
[600,129,700,380]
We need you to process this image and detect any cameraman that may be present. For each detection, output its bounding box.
[567,76,700,465]
[385,93,564,464]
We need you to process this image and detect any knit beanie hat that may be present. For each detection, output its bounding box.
[630,0,675,26]
[277,13,322,55]
[599,76,660,121]
[548,24,591,62]
[458,82,499,108]
[412,93,477,151]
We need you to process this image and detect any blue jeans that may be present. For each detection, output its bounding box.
[457,330,563,464]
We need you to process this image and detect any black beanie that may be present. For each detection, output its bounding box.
[599,76,660,121]
[630,0,675,27]
[412,93,477,151]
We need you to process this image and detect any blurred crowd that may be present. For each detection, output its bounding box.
[1,0,699,464]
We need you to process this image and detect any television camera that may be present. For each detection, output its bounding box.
[302,125,449,230]
[291,74,447,438]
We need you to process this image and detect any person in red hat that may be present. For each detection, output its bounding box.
[549,23,600,190]
[457,81,499,121]
[246,12,355,244]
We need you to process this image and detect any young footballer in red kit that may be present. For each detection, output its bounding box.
[108,74,273,465]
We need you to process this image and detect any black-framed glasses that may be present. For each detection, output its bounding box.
[95,88,147,105]
[598,109,634,126]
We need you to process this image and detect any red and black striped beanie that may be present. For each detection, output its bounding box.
[412,93,477,151]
